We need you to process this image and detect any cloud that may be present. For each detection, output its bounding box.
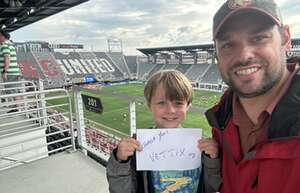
[11,0,300,54]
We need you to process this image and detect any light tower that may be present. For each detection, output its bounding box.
[107,38,123,53]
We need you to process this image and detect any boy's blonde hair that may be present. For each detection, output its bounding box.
[144,69,193,106]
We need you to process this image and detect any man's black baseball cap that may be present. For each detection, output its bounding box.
[213,0,283,40]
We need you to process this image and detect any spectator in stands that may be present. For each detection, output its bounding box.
[107,69,221,193]
[0,29,23,112]
[205,0,300,193]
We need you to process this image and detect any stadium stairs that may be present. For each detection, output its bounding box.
[0,80,110,193]
[125,55,138,79]
[106,52,131,79]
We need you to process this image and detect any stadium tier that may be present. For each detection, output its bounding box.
[124,55,137,77]
[137,62,156,80]
[162,64,178,70]
[14,42,226,89]
[17,51,41,80]
[175,63,192,74]
[143,63,165,80]
[93,52,125,81]
[85,127,119,156]
[15,51,226,89]
[15,39,300,89]
[106,52,131,79]
[200,63,222,84]
[185,63,211,82]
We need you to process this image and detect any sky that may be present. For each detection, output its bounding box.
[11,0,300,55]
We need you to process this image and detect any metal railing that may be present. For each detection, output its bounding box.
[73,85,130,162]
[196,82,228,92]
[0,80,75,171]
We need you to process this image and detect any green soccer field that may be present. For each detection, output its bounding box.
[47,83,222,137]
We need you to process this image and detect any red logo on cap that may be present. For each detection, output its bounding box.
[228,0,252,9]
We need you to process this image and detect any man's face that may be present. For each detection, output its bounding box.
[149,84,190,128]
[215,12,290,98]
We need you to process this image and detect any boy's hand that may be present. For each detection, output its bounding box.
[198,138,218,159]
[116,137,143,161]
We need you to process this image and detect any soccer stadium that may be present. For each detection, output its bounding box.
[0,1,300,193]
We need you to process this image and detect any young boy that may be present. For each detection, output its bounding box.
[106,69,221,193]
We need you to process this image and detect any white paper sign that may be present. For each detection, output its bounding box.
[136,128,202,171]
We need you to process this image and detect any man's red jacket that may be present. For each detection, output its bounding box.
[205,70,300,193]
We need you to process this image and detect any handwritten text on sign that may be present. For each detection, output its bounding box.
[136,128,202,171]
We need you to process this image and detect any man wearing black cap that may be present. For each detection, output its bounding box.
[204,0,300,193]
[0,29,22,112]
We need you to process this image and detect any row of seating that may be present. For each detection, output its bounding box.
[85,127,119,156]
[16,50,223,87]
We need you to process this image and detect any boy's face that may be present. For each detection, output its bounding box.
[149,84,190,128]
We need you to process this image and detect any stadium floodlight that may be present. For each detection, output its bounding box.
[107,38,123,53]
[26,7,35,15]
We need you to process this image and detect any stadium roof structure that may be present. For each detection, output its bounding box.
[137,44,215,55]
[0,0,89,32]
[138,38,300,56]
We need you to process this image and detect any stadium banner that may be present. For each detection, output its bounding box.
[49,44,84,49]
[287,51,300,57]
[84,74,96,83]
[81,94,103,114]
